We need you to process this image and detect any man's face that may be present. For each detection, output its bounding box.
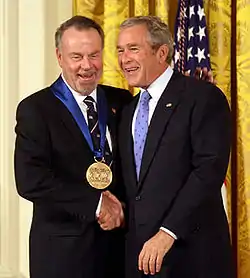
[117,24,167,88]
[56,27,103,95]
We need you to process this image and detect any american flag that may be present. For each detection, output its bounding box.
[173,0,211,76]
[173,0,228,217]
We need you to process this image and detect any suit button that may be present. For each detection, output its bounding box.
[135,196,141,201]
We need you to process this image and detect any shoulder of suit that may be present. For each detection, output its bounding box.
[98,84,133,104]
[99,84,130,94]
[172,71,226,100]
[17,86,57,111]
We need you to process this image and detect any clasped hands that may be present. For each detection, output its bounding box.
[97,190,124,230]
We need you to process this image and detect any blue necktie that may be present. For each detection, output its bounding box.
[134,90,151,180]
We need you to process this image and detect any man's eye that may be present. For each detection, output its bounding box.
[89,54,98,59]
[117,49,124,54]
[130,47,139,52]
[72,56,81,60]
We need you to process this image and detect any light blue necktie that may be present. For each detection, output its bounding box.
[134,90,151,180]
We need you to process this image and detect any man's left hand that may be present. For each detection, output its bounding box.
[138,230,175,275]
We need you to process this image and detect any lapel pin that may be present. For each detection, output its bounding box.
[166,103,172,108]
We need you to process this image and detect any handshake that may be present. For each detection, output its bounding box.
[97,191,124,230]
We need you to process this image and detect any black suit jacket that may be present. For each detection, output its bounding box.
[14,80,132,278]
[119,72,234,278]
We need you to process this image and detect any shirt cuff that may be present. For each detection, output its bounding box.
[95,193,102,217]
[160,227,177,240]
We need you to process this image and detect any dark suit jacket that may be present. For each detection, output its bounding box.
[14,80,132,278]
[119,72,234,278]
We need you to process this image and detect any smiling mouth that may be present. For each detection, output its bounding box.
[124,67,139,74]
[77,73,95,81]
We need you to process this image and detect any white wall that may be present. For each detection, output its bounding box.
[0,1,72,277]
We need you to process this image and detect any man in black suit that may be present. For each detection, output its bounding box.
[14,16,132,278]
[117,16,234,278]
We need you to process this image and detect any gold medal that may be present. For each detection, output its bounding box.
[86,159,112,190]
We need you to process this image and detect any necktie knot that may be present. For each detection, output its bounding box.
[140,90,151,104]
[83,96,95,111]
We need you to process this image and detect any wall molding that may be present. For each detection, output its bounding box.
[0,0,20,276]
[0,1,71,277]
[0,267,15,278]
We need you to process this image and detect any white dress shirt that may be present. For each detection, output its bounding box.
[132,66,177,240]
[61,75,112,216]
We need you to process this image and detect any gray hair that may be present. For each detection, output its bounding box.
[55,15,104,49]
[120,16,174,64]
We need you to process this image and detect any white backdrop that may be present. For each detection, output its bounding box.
[0,1,71,277]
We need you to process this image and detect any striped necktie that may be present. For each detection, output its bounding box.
[83,96,113,167]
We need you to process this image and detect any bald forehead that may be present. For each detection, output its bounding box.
[59,27,103,49]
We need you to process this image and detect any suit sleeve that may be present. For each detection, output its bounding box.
[14,99,101,222]
[161,84,231,238]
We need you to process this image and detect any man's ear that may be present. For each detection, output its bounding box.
[157,44,169,64]
[56,48,62,67]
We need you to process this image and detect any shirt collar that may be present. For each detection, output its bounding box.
[139,66,173,102]
[61,74,97,105]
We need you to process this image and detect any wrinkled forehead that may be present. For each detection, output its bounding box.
[59,28,102,50]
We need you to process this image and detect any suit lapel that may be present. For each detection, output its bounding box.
[49,86,116,159]
[50,92,93,152]
[138,72,184,188]
[97,86,117,156]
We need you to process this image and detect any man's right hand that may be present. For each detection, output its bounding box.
[97,191,124,230]
[185,67,216,84]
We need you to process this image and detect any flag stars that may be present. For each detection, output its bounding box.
[196,26,206,41]
[187,47,193,61]
[174,50,180,63]
[189,6,195,18]
[195,47,206,63]
[173,2,211,76]
[197,5,205,21]
[188,27,194,40]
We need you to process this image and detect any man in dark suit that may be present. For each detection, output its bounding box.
[117,16,234,278]
[14,16,132,278]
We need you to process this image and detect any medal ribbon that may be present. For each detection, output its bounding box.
[50,75,108,159]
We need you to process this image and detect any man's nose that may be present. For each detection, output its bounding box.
[121,49,132,64]
[80,57,91,70]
